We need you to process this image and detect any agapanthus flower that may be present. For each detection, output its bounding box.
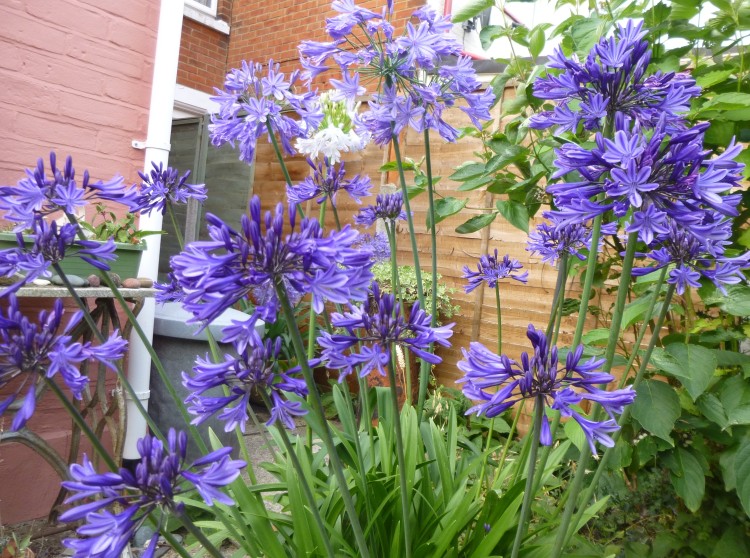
[632,218,750,294]
[0,217,118,296]
[299,1,494,144]
[183,336,308,432]
[0,295,127,430]
[318,282,454,381]
[286,158,372,207]
[209,60,322,163]
[133,162,207,216]
[354,191,407,226]
[0,152,139,230]
[529,20,700,133]
[60,429,244,558]
[526,212,618,266]
[353,232,391,263]
[458,325,636,454]
[295,91,370,164]
[547,117,744,236]
[170,195,373,327]
[462,249,528,293]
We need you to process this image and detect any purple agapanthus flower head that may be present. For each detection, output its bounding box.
[60,428,245,558]
[0,152,139,230]
[526,212,618,266]
[287,158,372,207]
[354,191,407,226]
[183,334,308,432]
[299,1,494,143]
[318,282,454,381]
[352,231,391,264]
[0,217,118,296]
[0,295,127,430]
[632,217,750,295]
[458,325,636,454]
[529,20,700,133]
[134,162,207,216]
[547,118,745,236]
[170,195,374,326]
[210,60,323,163]
[462,249,528,293]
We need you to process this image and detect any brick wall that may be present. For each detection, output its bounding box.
[177,0,232,93]
[0,0,158,200]
[227,0,426,80]
[0,0,158,524]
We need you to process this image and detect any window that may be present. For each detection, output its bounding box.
[158,116,255,280]
[185,0,217,17]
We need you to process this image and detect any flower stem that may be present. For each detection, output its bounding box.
[167,203,185,249]
[258,391,336,558]
[274,281,371,558]
[495,284,503,354]
[386,359,413,558]
[550,231,639,558]
[572,214,602,348]
[418,128,439,414]
[510,395,544,558]
[44,377,117,471]
[266,121,304,219]
[566,281,676,548]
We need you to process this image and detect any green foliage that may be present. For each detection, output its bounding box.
[371,261,460,320]
[80,202,162,244]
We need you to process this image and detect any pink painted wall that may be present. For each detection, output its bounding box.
[0,0,159,524]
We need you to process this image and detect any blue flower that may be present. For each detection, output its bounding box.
[61,429,244,558]
[0,295,127,430]
[462,249,528,293]
[183,336,308,432]
[209,60,322,163]
[134,162,207,216]
[547,118,744,238]
[170,196,373,326]
[354,191,407,227]
[287,158,372,207]
[318,282,453,381]
[0,217,118,296]
[632,218,750,295]
[529,21,699,133]
[526,212,617,266]
[458,325,635,454]
[298,1,494,143]
[0,153,139,230]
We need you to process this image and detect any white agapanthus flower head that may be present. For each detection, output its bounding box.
[296,91,370,164]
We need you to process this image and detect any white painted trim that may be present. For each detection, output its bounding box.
[173,84,220,118]
[183,3,230,35]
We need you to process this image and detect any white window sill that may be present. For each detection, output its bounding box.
[183,4,230,35]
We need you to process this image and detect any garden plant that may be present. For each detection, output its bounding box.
[0,0,749,557]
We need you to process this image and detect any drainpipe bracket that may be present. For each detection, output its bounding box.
[124,389,151,402]
[132,140,172,151]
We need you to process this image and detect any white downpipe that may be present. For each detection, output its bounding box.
[123,0,184,460]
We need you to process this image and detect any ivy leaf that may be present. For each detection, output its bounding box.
[495,200,529,233]
[650,344,717,401]
[631,379,680,444]
[695,69,736,88]
[427,197,468,231]
[451,0,494,23]
[665,447,705,512]
[455,212,497,234]
[456,174,493,192]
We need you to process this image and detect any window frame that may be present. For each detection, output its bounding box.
[185,0,217,18]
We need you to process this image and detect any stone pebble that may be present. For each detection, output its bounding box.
[122,278,141,289]
[50,274,88,288]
